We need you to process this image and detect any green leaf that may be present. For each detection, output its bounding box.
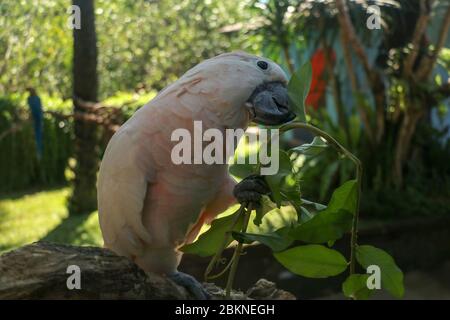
[356,245,404,298]
[275,149,293,175]
[265,175,283,207]
[288,62,312,122]
[327,179,358,214]
[342,274,373,300]
[319,160,339,201]
[253,195,276,226]
[301,198,327,212]
[300,206,314,222]
[274,245,348,278]
[232,228,293,252]
[264,150,293,207]
[229,135,260,179]
[299,199,326,222]
[180,211,244,257]
[229,162,257,180]
[247,206,298,235]
[290,136,328,157]
[278,174,302,213]
[289,209,353,243]
[288,180,357,243]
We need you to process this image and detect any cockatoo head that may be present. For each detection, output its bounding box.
[183,51,296,126]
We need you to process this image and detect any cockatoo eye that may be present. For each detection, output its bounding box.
[257,61,268,70]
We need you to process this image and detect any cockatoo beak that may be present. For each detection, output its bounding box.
[246,81,296,126]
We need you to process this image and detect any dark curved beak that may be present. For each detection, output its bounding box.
[246,81,296,126]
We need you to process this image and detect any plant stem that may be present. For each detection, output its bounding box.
[218,122,362,296]
[279,122,362,275]
[204,205,246,281]
[205,258,235,280]
[225,203,253,298]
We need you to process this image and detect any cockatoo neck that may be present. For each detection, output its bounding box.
[203,98,250,132]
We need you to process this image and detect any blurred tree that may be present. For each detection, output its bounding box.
[69,0,99,215]
[94,0,258,94]
[0,0,72,97]
[250,0,298,73]
[334,0,450,187]
[256,0,450,190]
[0,0,258,195]
[0,0,257,99]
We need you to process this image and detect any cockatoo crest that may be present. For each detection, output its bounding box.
[154,51,290,128]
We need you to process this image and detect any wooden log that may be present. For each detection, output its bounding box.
[0,242,295,300]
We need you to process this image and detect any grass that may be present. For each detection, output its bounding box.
[0,187,102,253]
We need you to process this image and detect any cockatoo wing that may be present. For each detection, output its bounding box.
[97,125,154,258]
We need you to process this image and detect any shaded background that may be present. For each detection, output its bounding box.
[0,0,449,299]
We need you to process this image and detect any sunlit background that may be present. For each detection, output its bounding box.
[0,0,449,299]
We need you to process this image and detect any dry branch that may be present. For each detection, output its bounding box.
[0,242,295,300]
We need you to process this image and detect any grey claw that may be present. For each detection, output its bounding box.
[169,271,210,300]
[233,175,270,206]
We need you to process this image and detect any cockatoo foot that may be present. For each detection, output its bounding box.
[233,174,271,207]
[169,271,210,300]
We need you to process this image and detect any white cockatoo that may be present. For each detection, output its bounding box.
[97,51,295,298]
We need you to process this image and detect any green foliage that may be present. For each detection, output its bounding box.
[356,125,450,219]
[290,136,327,157]
[0,90,160,192]
[356,245,404,299]
[183,64,404,299]
[246,205,297,235]
[236,178,360,268]
[274,245,348,278]
[228,135,261,179]
[288,209,352,244]
[326,180,357,214]
[232,228,292,252]
[0,0,72,97]
[264,150,293,207]
[252,0,305,72]
[296,108,361,202]
[287,178,356,244]
[301,107,450,217]
[0,0,258,98]
[95,0,258,96]
[287,61,312,122]
[102,91,157,118]
[342,274,373,300]
[181,208,245,257]
[253,195,277,226]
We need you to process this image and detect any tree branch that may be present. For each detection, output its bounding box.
[335,0,373,79]
[416,5,450,79]
[403,0,435,77]
[335,0,388,144]
[334,0,375,144]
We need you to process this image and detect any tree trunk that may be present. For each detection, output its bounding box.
[393,108,424,187]
[0,242,295,300]
[70,0,99,214]
[373,73,386,145]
